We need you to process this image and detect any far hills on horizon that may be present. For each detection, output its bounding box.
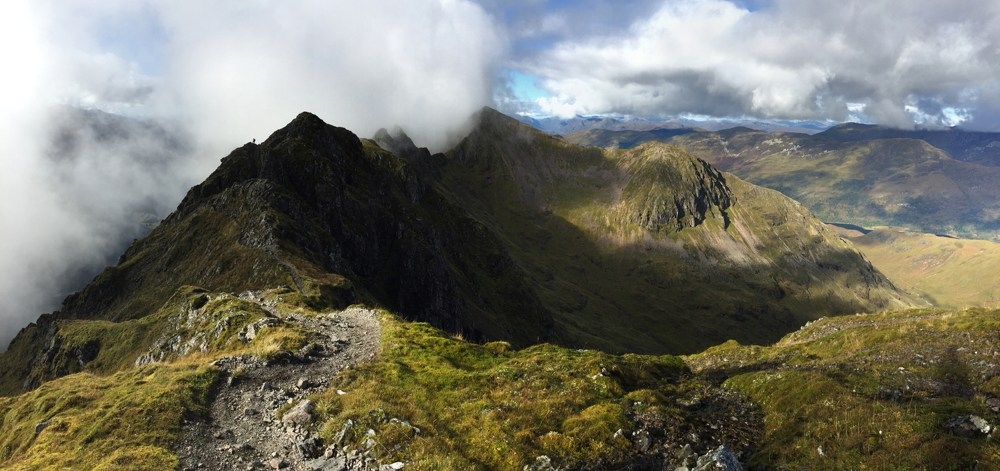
[562,118,1000,241]
[516,113,836,136]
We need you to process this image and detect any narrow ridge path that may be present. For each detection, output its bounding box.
[175,306,380,470]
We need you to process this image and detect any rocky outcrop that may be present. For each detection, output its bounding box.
[372,126,422,160]
[18,321,100,391]
[944,415,992,438]
[617,143,734,232]
[690,445,743,471]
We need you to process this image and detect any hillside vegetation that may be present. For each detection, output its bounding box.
[690,307,1000,469]
[2,293,995,469]
[845,228,1000,308]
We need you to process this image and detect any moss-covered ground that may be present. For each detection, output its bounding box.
[3,298,997,469]
[688,307,1000,469]
[0,361,217,470]
[311,314,694,469]
[0,287,313,470]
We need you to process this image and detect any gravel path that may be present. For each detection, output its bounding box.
[175,305,381,471]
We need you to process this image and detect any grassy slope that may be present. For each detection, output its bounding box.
[689,307,1000,469]
[0,363,214,470]
[846,228,1000,308]
[5,298,995,469]
[312,314,701,470]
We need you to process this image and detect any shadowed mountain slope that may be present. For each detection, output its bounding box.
[420,109,917,353]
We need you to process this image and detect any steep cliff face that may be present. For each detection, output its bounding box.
[615,143,734,232]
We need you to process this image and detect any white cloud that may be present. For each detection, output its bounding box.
[156,0,503,158]
[525,0,1000,129]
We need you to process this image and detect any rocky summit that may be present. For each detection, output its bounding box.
[0,110,996,470]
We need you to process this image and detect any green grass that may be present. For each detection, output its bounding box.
[847,228,1000,308]
[0,361,217,470]
[311,313,691,470]
[688,308,1000,469]
[0,286,319,469]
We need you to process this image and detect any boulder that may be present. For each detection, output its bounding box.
[944,415,991,438]
[692,445,742,471]
[297,436,324,459]
[283,399,317,426]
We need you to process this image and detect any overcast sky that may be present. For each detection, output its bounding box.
[3,0,1000,348]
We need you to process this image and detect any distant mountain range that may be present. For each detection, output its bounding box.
[516,114,833,136]
[567,123,1000,240]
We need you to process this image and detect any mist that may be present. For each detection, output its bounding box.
[0,0,505,350]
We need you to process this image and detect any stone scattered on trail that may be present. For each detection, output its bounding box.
[283,399,317,426]
[333,419,355,447]
[691,445,743,471]
[175,307,381,471]
[240,317,283,343]
[524,455,558,471]
[297,436,324,460]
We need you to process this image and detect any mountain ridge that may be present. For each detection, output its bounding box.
[0,109,995,470]
[421,108,916,353]
[3,109,915,391]
[1,111,556,392]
